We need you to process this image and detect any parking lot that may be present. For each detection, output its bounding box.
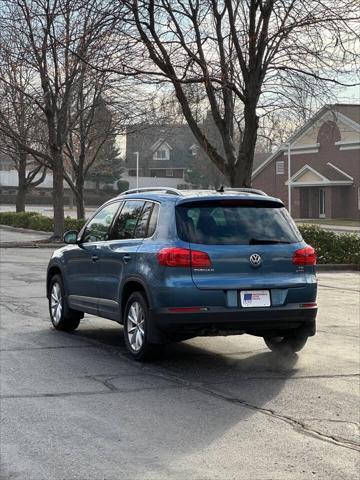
[0,245,359,480]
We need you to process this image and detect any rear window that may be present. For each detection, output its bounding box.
[176,201,302,245]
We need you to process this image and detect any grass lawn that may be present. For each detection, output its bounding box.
[295,218,360,227]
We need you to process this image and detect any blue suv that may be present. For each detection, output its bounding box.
[47,187,317,360]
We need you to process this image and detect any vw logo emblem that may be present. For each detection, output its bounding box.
[249,253,262,267]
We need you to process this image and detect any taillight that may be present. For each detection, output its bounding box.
[191,250,211,267]
[292,245,317,266]
[157,247,211,267]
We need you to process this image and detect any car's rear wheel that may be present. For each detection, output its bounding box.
[49,275,81,331]
[264,333,308,354]
[123,291,158,361]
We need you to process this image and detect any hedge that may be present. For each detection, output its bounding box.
[0,212,359,264]
[0,212,85,233]
[298,224,360,264]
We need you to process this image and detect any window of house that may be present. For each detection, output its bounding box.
[166,169,173,177]
[276,161,285,175]
[153,145,170,160]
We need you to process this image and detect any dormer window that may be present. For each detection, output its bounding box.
[153,146,170,160]
[152,139,172,161]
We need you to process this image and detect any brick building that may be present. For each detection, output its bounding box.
[252,104,360,220]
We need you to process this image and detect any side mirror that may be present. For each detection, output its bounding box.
[63,230,79,244]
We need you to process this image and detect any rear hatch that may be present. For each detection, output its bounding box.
[175,197,308,291]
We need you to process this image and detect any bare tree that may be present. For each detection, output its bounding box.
[63,66,117,219]
[0,53,47,211]
[0,0,116,238]
[119,0,359,187]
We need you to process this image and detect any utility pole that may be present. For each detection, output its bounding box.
[287,143,292,215]
[133,151,139,188]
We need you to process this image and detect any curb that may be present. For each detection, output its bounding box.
[1,242,64,249]
[316,264,359,272]
[0,224,50,235]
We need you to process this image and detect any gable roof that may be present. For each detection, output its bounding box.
[150,138,173,152]
[252,103,360,179]
[335,104,360,125]
[286,162,353,186]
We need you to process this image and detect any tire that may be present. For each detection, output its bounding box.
[264,333,309,354]
[123,291,159,361]
[48,274,81,331]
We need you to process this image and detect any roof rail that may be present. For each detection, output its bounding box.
[120,187,183,196]
[220,187,267,196]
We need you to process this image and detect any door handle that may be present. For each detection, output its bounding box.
[91,255,99,262]
[122,254,131,264]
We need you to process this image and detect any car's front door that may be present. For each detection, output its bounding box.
[65,201,121,314]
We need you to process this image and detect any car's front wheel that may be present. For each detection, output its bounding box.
[49,275,81,331]
[123,291,158,361]
[264,333,308,354]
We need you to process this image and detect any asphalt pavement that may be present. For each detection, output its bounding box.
[0,242,359,479]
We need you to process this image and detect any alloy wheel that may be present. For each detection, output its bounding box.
[50,282,63,325]
[126,301,145,352]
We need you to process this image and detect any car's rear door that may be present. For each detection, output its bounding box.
[176,198,310,305]
[97,200,153,319]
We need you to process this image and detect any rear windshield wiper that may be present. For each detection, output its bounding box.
[249,238,291,245]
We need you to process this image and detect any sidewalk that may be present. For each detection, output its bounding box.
[296,221,360,235]
[0,225,57,247]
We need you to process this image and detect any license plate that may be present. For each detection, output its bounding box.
[240,290,271,308]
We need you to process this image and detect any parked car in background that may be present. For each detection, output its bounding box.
[47,187,317,360]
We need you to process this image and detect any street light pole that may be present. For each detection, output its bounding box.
[287,142,292,215]
[133,151,139,189]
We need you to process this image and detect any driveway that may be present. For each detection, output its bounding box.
[0,246,359,479]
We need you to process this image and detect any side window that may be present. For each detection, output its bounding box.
[147,203,159,237]
[111,201,144,240]
[134,202,153,238]
[82,202,120,243]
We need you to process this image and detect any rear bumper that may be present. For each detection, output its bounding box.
[150,304,317,340]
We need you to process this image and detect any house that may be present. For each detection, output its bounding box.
[252,104,360,220]
[125,123,197,182]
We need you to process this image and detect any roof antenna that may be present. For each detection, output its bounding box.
[216,185,225,193]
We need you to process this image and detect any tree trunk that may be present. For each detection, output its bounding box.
[16,151,27,212]
[76,184,85,220]
[73,172,85,219]
[52,151,65,240]
[231,102,259,187]
[16,185,26,212]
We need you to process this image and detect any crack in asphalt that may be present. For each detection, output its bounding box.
[2,328,359,453]
[0,385,183,400]
[303,418,360,428]
[1,288,359,456]
[0,345,98,352]
[0,299,40,319]
[137,366,360,453]
[200,387,360,453]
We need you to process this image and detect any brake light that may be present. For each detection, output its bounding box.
[292,245,317,266]
[157,247,211,267]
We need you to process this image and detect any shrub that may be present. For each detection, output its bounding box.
[116,180,130,193]
[0,212,85,234]
[64,217,86,231]
[299,224,360,264]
